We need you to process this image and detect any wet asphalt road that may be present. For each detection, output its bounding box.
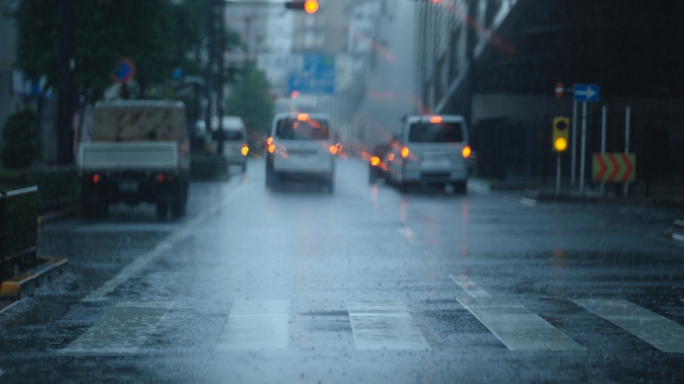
[1,158,684,383]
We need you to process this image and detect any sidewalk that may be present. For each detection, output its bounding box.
[471,176,684,207]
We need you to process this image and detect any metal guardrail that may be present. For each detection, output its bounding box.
[0,186,39,277]
[673,220,684,242]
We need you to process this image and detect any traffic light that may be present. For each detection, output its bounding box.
[552,117,570,152]
[284,0,319,14]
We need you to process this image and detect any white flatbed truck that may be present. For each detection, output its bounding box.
[77,100,190,220]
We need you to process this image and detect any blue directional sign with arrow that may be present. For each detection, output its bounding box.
[573,84,600,102]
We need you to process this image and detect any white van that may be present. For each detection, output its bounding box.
[212,116,249,172]
[265,113,337,192]
[387,114,471,193]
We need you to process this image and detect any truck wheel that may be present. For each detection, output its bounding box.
[171,199,185,218]
[83,202,108,219]
[399,182,409,194]
[156,203,168,221]
[242,163,247,173]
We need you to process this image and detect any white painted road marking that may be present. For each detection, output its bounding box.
[520,197,537,206]
[74,223,178,233]
[573,299,684,353]
[458,297,584,351]
[347,300,430,351]
[449,275,492,298]
[62,302,174,354]
[83,184,246,302]
[215,300,290,351]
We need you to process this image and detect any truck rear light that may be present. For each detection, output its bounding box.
[329,145,338,155]
[429,116,443,123]
[370,156,380,166]
[241,145,249,156]
[92,174,100,184]
[388,153,395,162]
[462,145,471,158]
[401,147,410,159]
[268,144,276,154]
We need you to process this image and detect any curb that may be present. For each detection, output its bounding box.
[0,257,68,300]
[673,220,684,242]
[38,205,81,226]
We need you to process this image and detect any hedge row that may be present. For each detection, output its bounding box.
[0,187,40,282]
[0,167,79,213]
[190,155,229,180]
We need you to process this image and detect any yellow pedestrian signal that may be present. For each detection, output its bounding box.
[552,117,570,153]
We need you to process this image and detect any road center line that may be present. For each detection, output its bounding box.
[82,184,246,302]
[449,275,492,298]
[347,300,430,351]
[215,299,290,351]
[573,299,684,353]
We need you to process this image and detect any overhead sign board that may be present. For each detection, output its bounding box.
[288,54,335,95]
[574,84,599,102]
[592,153,635,182]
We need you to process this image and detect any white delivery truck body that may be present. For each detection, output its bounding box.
[77,100,190,220]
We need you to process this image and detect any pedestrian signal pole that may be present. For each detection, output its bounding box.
[553,117,570,195]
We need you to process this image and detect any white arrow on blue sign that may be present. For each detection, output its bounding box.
[574,84,600,102]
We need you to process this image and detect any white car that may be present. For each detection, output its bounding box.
[387,114,471,193]
[265,113,338,192]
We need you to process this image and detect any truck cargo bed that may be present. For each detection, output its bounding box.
[78,142,179,170]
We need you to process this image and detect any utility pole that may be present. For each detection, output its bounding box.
[216,1,226,155]
[206,0,227,154]
[57,0,74,164]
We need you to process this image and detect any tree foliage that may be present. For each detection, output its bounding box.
[12,0,211,100]
[225,67,275,135]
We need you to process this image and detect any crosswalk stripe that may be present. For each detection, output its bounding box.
[61,302,174,354]
[573,299,684,353]
[215,299,290,352]
[458,297,584,351]
[347,300,430,351]
[449,275,492,298]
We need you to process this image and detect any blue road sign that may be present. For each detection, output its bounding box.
[288,54,335,94]
[574,84,600,102]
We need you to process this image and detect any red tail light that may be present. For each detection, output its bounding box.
[92,174,100,184]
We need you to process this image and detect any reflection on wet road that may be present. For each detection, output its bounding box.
[1,157,684,383]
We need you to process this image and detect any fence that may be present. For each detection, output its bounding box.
[0,186,39,282]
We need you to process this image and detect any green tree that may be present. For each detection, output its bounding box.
[11,0,210,101]
[225,67,275,135]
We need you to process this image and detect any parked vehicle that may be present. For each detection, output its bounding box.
[387,115,471,193]
[77,100,190,220]
[368,139,396,184]
[212,116,249,172]
[265,113,337,192]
